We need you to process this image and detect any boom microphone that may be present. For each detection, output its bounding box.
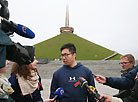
[52,87,64,101]
[0,17,35,38]
[78,77,105,102]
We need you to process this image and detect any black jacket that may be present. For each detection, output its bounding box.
[121,79,138,102]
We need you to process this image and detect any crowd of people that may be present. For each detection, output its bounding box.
[0,43,138,102]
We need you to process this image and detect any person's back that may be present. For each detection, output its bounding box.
[121,81,138,102]
[113,73,138,102]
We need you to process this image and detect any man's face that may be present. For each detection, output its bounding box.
[61,48,76,66]
[120,57,134,72]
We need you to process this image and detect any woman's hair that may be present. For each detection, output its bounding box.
[11,62,38,79]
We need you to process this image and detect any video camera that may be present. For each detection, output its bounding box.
[0,0,35,68]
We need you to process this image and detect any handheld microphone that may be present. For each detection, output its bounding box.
[52,87,64,101]
[0,17,35,38]
[78,77,105,102]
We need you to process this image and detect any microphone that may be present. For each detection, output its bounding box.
[0,17,35,38]
[52,87,64,101]
[78,77,105,102]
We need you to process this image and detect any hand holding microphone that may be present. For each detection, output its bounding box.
[52,87,64,102]
[44,99,55,102]
[78,77,105,102]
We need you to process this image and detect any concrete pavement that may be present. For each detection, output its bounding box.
[5,60,138,100]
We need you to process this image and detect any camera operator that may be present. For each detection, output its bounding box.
[0,1,57,101]
[0,2,15,100]
[0,1,41,101]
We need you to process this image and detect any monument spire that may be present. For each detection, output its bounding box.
[60,4,74,34]
[65,4,69,27]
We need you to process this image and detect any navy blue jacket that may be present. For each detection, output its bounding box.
[50,63,96,102]
[104,65,138,90]
[8,74,43,102]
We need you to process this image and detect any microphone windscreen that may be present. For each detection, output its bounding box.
[78,77,85,83]
[16,24,35,38]
[54,87,64,98]
[78,77,88,87]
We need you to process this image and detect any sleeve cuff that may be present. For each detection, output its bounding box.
[103,77,108,85]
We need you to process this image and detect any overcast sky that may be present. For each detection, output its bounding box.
[8,0,138,59]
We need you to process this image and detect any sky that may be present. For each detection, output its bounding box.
[7,0,138,59]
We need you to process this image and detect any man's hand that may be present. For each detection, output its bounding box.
[44,99,55,102]
[100,95,112,102]
[94,75,106,84]
[100,95,123,102]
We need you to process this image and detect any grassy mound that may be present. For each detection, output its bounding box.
[34,33,121,60]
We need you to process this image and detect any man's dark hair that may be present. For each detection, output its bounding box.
[60,43,76,54]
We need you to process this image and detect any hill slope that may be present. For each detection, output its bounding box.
[34,33,121,60]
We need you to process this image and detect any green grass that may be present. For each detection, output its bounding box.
[34,33,121,60]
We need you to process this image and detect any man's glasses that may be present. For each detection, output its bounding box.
[119,62,130,65]
[61,53,72,57]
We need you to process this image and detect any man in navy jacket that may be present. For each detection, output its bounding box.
[50,43,96,102]
[95,54,138,90]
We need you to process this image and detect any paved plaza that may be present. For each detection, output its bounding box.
[5,60,138,100]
